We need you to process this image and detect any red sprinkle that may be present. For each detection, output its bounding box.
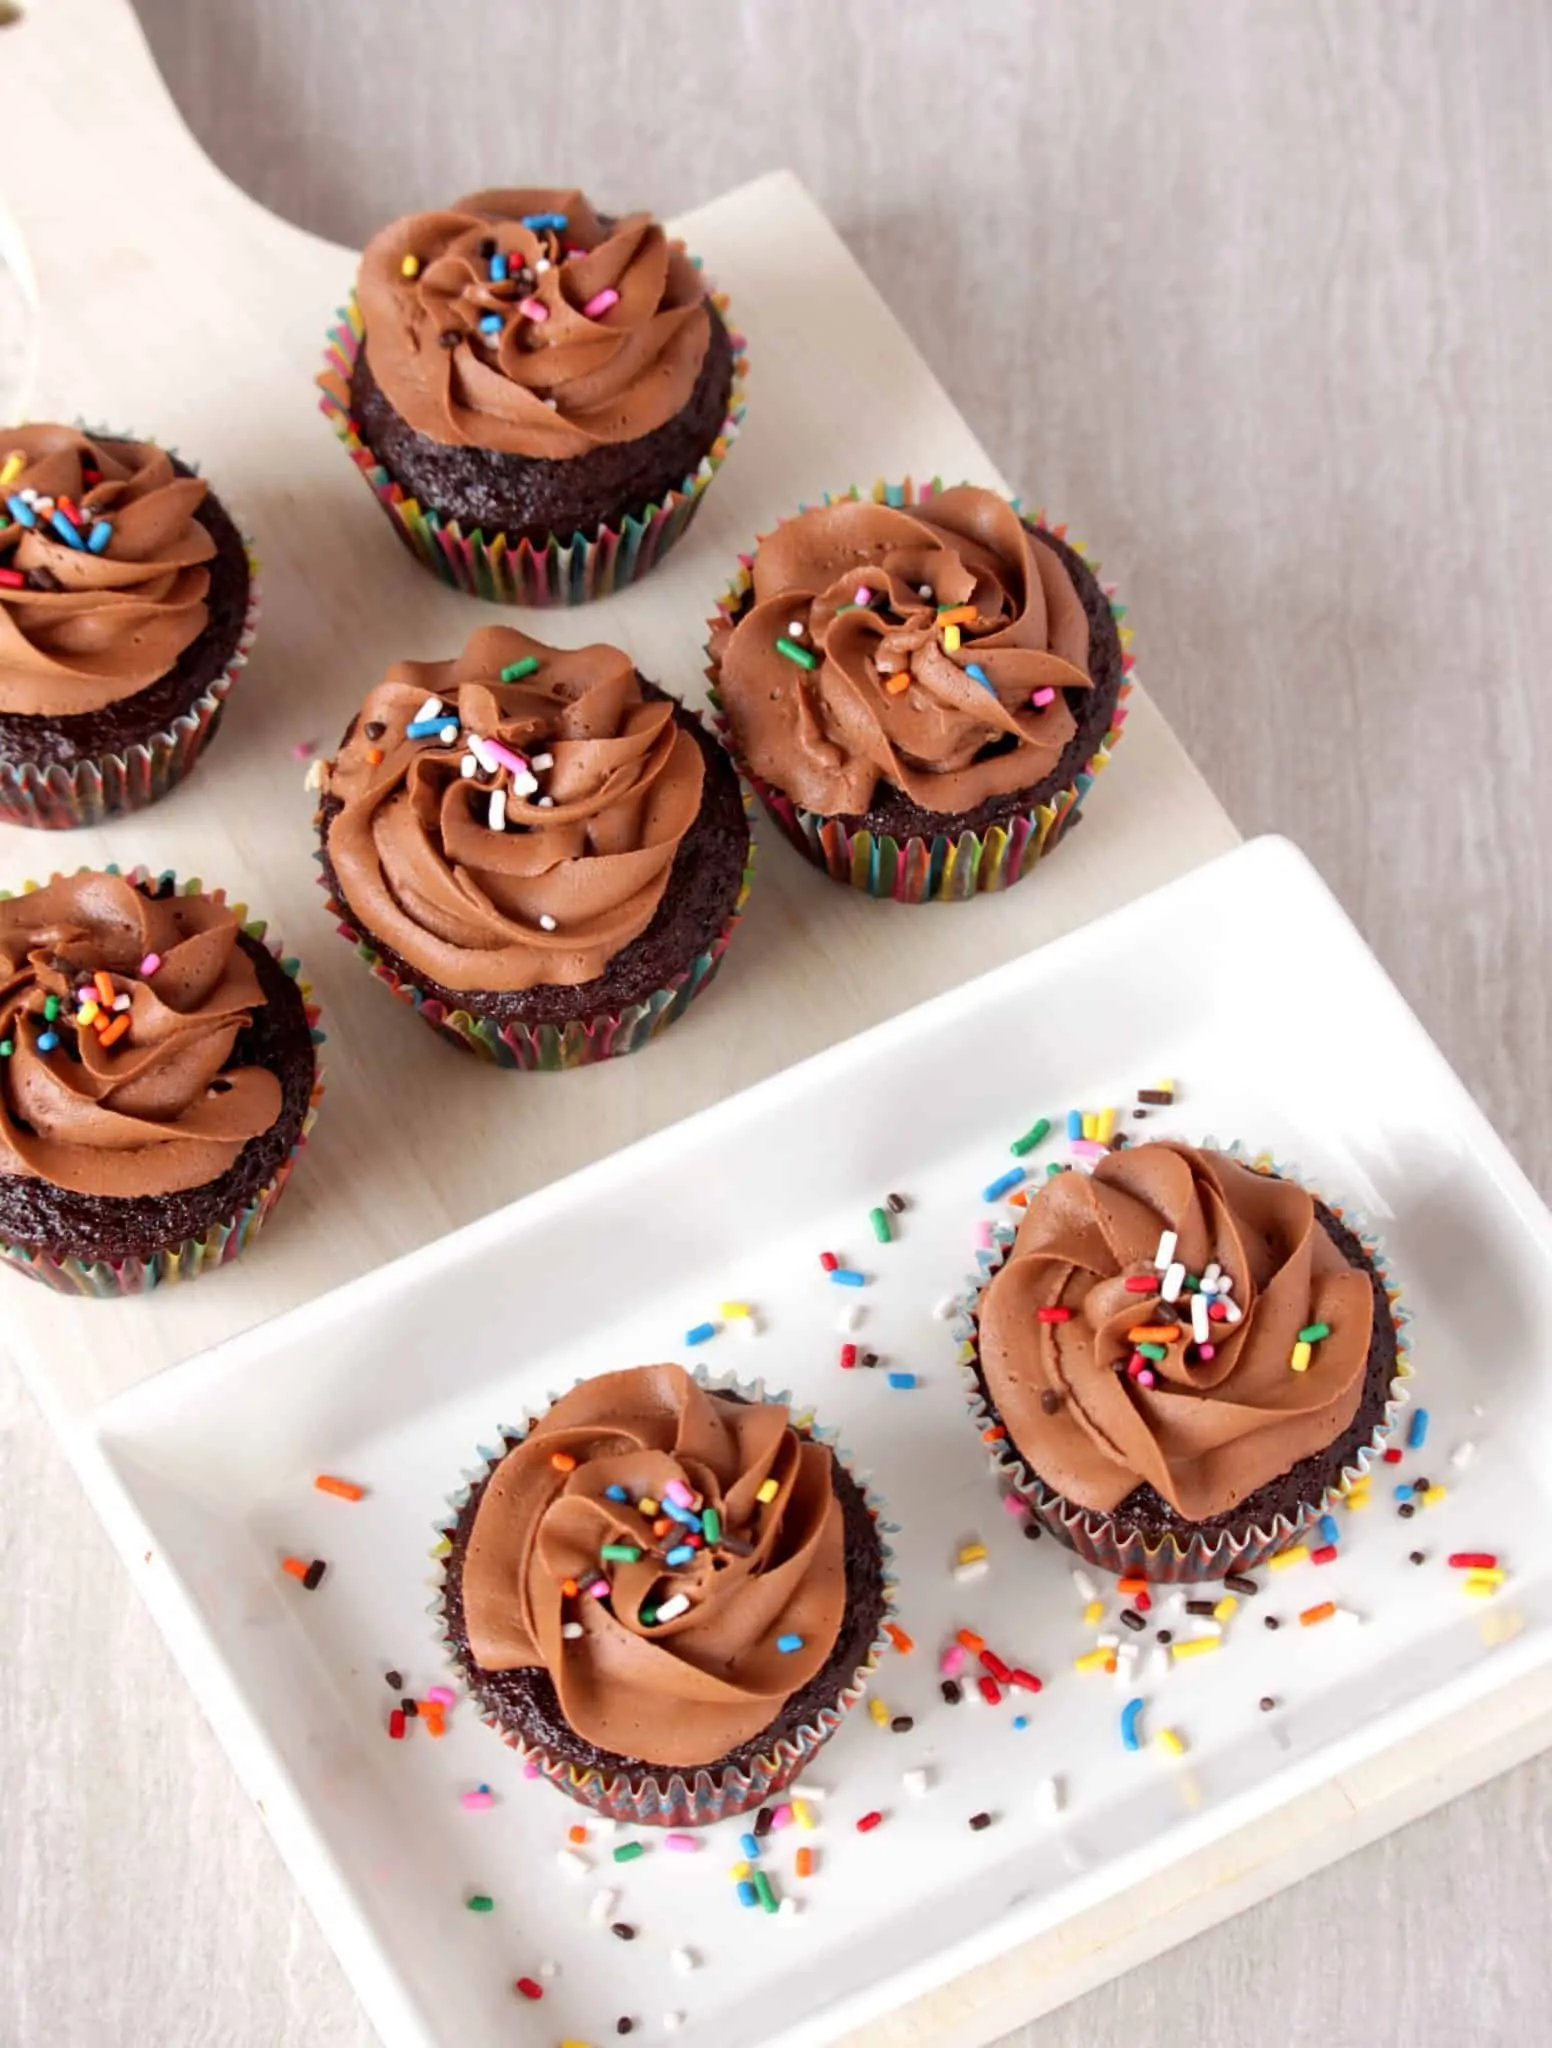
[0,568,25,590]
[1448,1552,1499,1570]
[1134,1589,1153,1613]
[856,1810,884,1833]
[1124,1275,1157,1293]
[1208,1300,1228,1321]
[1009,1668,1043,1694]
[1383,1448,1404,1464]
[1311,1543,1338,1565]
[839,1344,857,1370]
[819,1251,839,1272]
[979,1649,1012,1683]
[388,1709,406,1741]
[515,1978,543,2001]
[977,1675,1002,1706]
[1037,1306,1073,1324]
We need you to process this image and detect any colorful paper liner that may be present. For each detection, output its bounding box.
[705,477,1133,901]
[430,1365,897,1827]
[957,1141,1413,1583]
[316,784,755,1072]
[316,274,748,607]
[0,865,325,1296]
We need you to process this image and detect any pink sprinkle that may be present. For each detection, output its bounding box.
[664,1480,694,1509]
[582,286,620,318]
[663,1831,699,1852]
[1001,1491,1027,1517]
[426,1685,455,1706]
[1031,687,1057,708]
[770,1803,794,1830]
[519,295,549,323]
[461,1789,494,1810]
[976,1221,994,1251]
[291,740,315,760]
[139,954,160,977]
[523,1760,541,1779]
[1198,1343,1216,1360]
[853,585,871,607]
[1137,1369,1157,1388]
[939,1644,966,1677]
[587,1578,611,1599]
[484,739,530,777]
[1070,1138,1108,1158]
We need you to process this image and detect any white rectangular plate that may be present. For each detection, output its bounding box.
[77,837,1552,2048]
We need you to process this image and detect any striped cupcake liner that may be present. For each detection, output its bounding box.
[958,1142,1412,1583]
[706,478,1132,901]
[0,865,325,1296]
[316,274,748,607]
[431,1364,896,1827]
[0,535,260,830]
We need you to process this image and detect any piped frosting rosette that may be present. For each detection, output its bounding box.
[433,1364,894,1825]
[707,479,1131,900]
[0,868,324,1295]
[959,1141,1409,1581]
[0,426,258,827]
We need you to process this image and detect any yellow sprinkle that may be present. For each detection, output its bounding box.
[1170,1637,1220,1662]
[869,1698,891,1726]
[431,1537,452,1558]
[560,2039,593,2048]
[1095,1106,1117,1144]
[957,1542,988,1567]
[1269,1545,1309,1572]
[719,1301,751,1319]
[637,1496,659,1517]
[1074,1647,1115,1674]
[1290,1341,1312,1373]
[792,1797,815,1830]
[1155,1727,1186,1757]
[1465,1567,1505,1587]
[1345,1487,1372,1511]
[77,998,100,1027]
[0,452,23,488]
[1422,1485,1448,1507]
[1081,1112,1098,1141]
[1213,1595,1238,1623]
[1463,1580,1497,1599]
[942,623,961,652]
[1082,1599,1105,1626]
[756,1479,779,1504]
[729,1859,751,1881]
[400,253,421,278]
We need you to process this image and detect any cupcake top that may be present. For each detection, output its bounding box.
[0,426,219,716]
[712,487,1094,817]
[318,625,704,993]
[978,1143,1375,1521]
[0,872,283,1198]
[459,1365,848,1769]
[357,188,713,459]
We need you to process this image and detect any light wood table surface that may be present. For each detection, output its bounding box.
[4,2,1551,2044]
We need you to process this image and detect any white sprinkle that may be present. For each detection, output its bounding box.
[1192,1621,1223,1640]
[776,1897,801,1923]
[113,993,131,1012]
[468,733,498,774]
[1332,1605,1365,1627]
[953,1558,989,1584]
[837,1304,865,1335]
[1096,1632,1120,1651]
[539,913,557,932]
[787,619,804,638]
[537,1960,559,1981]
[535,257,551,273]
[438,722,458,745]
[1170,1589,1190,1613]
[414,695,443,723]
[1113,1644,1139,1685]
[511,771,540,796]
[663,2012,687,2033]
[1161,1261,1186,1303]
[903,1766,931,1798]
[1450,1440,1477,1471]
[487,788,507,833]
[655,1593,690,1623]
[931,1293,961,1321]
[1202,1262,1222,1288]
[1220,1295,1243,1324]
[791,1781,828,1802]
[592,1816,618,1838]
[530,752,554,770]
[538,795,555,807]
[735,1313,760,1338]
[561,1620,583,1639]
[1036,1775,1064,1815]
[544,397,558,409]
[588,1886,619,1925]
[918,583,932,598]
[1071,1566,1099,1602]
[1154,1230,1178,1272]
[459,753,477,778]
[669,1947,700,1977]
[1191,1291,1211,1345]
[303,757,328,792]
[557,1849,590,1880]
[1147,1644,1172,1682]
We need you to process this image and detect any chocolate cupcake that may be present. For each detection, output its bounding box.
[313,624,752,1069]
[318,188,746,604]
[0,869,323,1295]
[436,1364,891,1826]
[964,1141,1407,1582]
[0,426,257,827]
[708,480,1131,900]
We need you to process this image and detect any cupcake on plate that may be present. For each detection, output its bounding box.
[436,1363,891,1827]
[318,187,747,604]
[0,869,323,1295]
[313,624,752,1070]
[964,1141,1407,1582]
[0,425,257,828]
[708,480,1130,901]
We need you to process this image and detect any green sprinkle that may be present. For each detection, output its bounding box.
[1297,1322,1331,1343]
[599,1543,642,1563]
[775,636,816,670]
[43,994,59,1022]
[466,1894,495,1913]
[869,1206,892,1245]
[639,1607,658,1627]
[753,1869,779,1914]
[701,1507,721,1544]
[1136,1342,1167,1361]
[1046,1161,1064,1176]
[0,1041,12,1058]
[1183,1275,1200,1292]
[613,1840,646,1864]
[1010,1117,1052,1158]
[499,656,540,683]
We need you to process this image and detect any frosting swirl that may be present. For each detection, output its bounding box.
[713,487,1093,815]
[0,873,281,1199]
[978,1143,1375,1520]
[320,626,704,992]
[0,426,217,716]
[461,1366,847,1767]
[356,188,712,460]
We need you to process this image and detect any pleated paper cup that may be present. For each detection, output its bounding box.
[959,1144,1411,1583]
[431,1365,896,1827]
[0,865,325,1296]
[706,478,1133,901]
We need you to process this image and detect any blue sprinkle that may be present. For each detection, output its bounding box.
[1012,1714,1029,1730]
[887,1372,917,1390]
[982,1167,1026,1202]
[406,715,457,740]
[662,1500,700,1530]
[739,1832,761,1859]
[479,312,504,334]
[521,211,568,231]
[1407,1407,1429,1450]
[775,1633,803,1654]
[965,662,994,692]
[87,519,113,553]
[6,495,35,527]
[1318,1514,1339,1549]
[1393,1483,1413,1500]
[35,1030,59,1053]
[1120,1697,1145,1752]
[490,253,508,282]
[1066,1109,1083,1140]
[604,1484,629,1503]
[829,1268,866,1288]
[736,1879,758,1909]
[664,1543,695,1567]
[49,510,83,548]
[685,1321,717,1345]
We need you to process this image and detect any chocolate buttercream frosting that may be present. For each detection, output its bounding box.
[978,1144,1375,1521]
[0,426,218,716]
[0,873,281,1199]
[713,487,1094,816]
[320,626,704,993]
[459,1365,848,1769]
[357,188,712,460]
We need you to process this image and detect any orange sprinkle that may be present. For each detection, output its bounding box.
[422,1713,446,1739]
[314,1474,364,1502]
[365,746,384,766]
[981,1424,1006,1442]
[1299,1601,1337,1628]
[652,1517,672,1538]
[795,1846,816,1878]
[98,1014,131,1048]
[568,1824,588,1844]
[885,672,912,695]
[937,605,977,627]
[883,1623,915,1655]
[92,1010,112,1035]
[955,1628,985,1654]
[93,970,115,1005]
[1008,1190,1029,1208]
[560,1578,579,1599]
[1117,1574,1149,1595]
[1126,1326,1183,1344]
[550,1452,577,1472]
[281,1556,309,1581]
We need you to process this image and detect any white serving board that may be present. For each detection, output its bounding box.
[75,838,1552,2048]
[0,0,1237,1431]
